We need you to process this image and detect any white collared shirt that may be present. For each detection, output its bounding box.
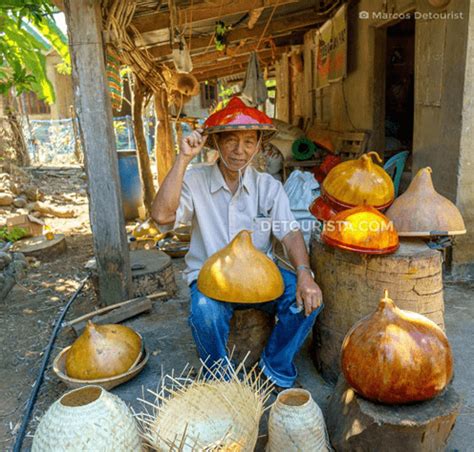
[171,162,298,284]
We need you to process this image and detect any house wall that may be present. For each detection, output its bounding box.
[45,52,74,119]
[275,0,473,274]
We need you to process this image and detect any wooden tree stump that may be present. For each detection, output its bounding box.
[326,375,461,452]
[90,249,177,305]
[310,236,445,383]
[228,309,275,366]
[13,234,67,260]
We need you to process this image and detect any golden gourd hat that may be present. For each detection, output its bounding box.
[322,152,395,210]
[386,167,466,236]
[197,230,284,303]
[322,205,399,254]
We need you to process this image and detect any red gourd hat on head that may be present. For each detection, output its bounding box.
[203,96,276,141]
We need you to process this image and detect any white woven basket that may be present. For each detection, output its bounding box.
[32,385,142,452]
[136,360,274,451]
[266,388,330,452]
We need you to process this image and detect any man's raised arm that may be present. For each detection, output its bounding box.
[151,129,207,225]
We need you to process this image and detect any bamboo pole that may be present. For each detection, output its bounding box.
[132,77,156,215]
[153,88,175,186]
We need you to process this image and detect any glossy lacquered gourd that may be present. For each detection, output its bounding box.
[341,291,453,404]
[322,205,399,254]
[65,321,142,380]
[309,196,337,221]
[197,230,284,303]
[386,167,466,236]
[322,152,394,210]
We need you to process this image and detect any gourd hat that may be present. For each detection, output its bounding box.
[386,167,466,236]
[197,230,284,303]
[322,205,399,255]
[66,322,142,380]
[322,152,395,211]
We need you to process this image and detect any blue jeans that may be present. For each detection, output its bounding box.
[188,266,322,388]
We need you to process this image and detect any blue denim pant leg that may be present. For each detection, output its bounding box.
[188,281,234,374]
[259,267,323,388]
[189,267,322,387]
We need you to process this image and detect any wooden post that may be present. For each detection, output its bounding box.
[132,77,155,215]
[64,0,132,305]
[154,88,175,185]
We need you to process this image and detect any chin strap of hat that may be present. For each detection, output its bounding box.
[213,133,263,193]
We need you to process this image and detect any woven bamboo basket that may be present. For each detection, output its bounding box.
[136,360,274,451]
[266,389,330,452]
[53,346,149,390]
[32,385,142,451]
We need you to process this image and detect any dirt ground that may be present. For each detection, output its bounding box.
[0,165,473,451]
[0,165,98,450]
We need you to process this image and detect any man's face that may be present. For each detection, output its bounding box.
[216,130,259,171]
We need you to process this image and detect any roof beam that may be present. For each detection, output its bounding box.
[157,41,272,65]
[192,46,287,71]
[193,49,276,76]
[147,8,323,59]
[195,56,277,81]
[131,0,299,34]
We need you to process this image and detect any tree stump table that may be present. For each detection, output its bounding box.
[228,309,275,366]
[89,249,177,304]
[326,375,461,452]
[12,234,67,260]
[310,235,445,383]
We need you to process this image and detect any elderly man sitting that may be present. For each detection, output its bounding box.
[152,97,323,390]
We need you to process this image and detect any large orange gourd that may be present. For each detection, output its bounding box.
[197,230,284,303]
[341,291,453,404]
[322,152,394,210]
[66,322,142,380]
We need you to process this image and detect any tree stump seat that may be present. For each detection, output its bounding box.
[228,308,275,366]
[326,375,461,452]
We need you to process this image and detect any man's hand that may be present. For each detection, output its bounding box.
[296,271,323,317]
[181,128,208,160]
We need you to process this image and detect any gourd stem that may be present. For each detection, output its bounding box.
[366,151,383,163]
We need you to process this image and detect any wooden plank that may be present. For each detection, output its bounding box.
[147,9,324,59]
[303,30,315,123]
[275,53,290,122]
[190,45,287,69]
[131,0,299,34]
[64,291,168,328]
[64,0,132,305]
[71,298,152,335]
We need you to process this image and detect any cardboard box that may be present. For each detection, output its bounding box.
[6,214,44,238]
